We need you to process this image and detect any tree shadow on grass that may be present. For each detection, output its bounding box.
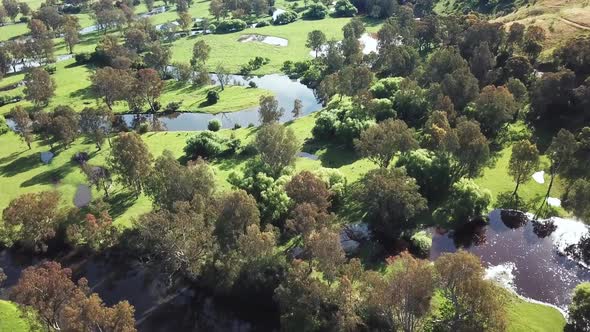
[0,153,40,177]
[69,86,94,99]
[302,138,359,168]
[107,190,139,220]
[0,150,25,165]
[20,163,76,187]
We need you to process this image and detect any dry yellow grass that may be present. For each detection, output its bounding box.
[492,0,590,57]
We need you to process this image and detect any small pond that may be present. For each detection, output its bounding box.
[118,73,322,131]
[430,209,590,311]
[238,34,288,47]
[73,184,92,208]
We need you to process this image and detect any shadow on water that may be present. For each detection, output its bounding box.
[0,246,279,332]
[430,209,590,310]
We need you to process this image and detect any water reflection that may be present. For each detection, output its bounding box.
[430,210,590,310]
[118,74,322,131]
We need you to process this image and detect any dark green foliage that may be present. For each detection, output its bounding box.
[333,0,357,17]
[302,3,327,19]
[208,119,221,131]
[184,131,227,159]
[206,90,220,104]
[566,283,590,332]
[215,19,247,33]
[433,178,491,224]
[273,10,297,25]
[312,107,371,146]
[396,149,453,203]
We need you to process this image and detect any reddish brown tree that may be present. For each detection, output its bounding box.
[1,191,61,251]
[10,261,136,332]
[132,68,164,112]
[285,171,331,211]
[24,67,56,107]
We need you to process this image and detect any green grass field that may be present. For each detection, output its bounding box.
[507,297,566,332]
[0,300,32,332]
[0,59,271,115]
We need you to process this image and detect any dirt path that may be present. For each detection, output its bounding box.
[560,17,590,31]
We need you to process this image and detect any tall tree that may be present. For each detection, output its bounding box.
[355,119,418,168]
[434,251,507,331]
[508,140,540,197]
[109,132,153,195]
[285,171,331,211]
[306,30,327,57]
[1,191,61,250]
[135,202,217,280]
[366,252,435,332]
[132,68,164,112]
[258,95,284,124]
[254,123,299,177]
[356,167,427,241]
[47,105,80,149]
[80,106,113,150]
[144,150,215,210]
[473,85,517,139]
[24,67,56,107]
[63,15,80,54]
[190,40,210,68]
[9,106,33,149]
[215,190,260,251]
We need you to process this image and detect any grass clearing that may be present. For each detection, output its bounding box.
[0,59,271,115]
[507,296,566,332]
[0,300,32,332]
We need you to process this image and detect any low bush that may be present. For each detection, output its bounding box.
[302,3,328,20]
[75,52,93,64]
[333,0,357,17]
[0,115,9,135]
[215,19,247,33]
[273,11,297,25]
[163,101,181,113]
[410,231,432,257]
[184,131,227,159]
[208,119,222,131]
[207,90,220,104]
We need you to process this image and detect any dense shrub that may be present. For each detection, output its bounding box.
[333,0,357,17]
[207,90,220,104]
[19,16,30,23]
[0,116,9,135]
[215,19,247,33]
[44,65,56,75]
[312,107,370,146]
[208,119,222,131]
[184,131,227,159]
[273,11,297,25]
[410,230,432,257]
[163,101,181,113]
[433,179,492,225]
[75,52,93,64]
[302,3,328,19]
[396,149,453,203]
[256,20,270,28]
[0,94,23,107]
[369,77,403,99]
[240,57,270,75]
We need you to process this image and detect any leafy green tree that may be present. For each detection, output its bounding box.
[215,190,260,251]
[145,150,215,210]
[190,39,210,68]
[396,149,453,203]
[109,132,153,195]
[567,282,590,332]
[355,119,418,168]
[80,106,113,150]
[434,251,507,331]
[1,191,61,251]
[258,95,284,124]
[143,43,171,74]
[508,140,540,197]
[47,105,80,149]
[433,178,491,224]
[184,131,226,159]
[135,202,217,280]
[9,106,33,149]
[564,179,590,223]
[306,30,327,57]
[522,25,545,62]
[441,67,479,111]
[65,201,118,251]
[24,67,55,107]
[469,42,495,83]
[473,85,517,138]
[356,167,427,241]
[556,35,590,78]
[254,123,299,177]
[366,252,435,332]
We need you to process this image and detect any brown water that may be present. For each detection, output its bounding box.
[0,249,277,331]
[430,209,590,310]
